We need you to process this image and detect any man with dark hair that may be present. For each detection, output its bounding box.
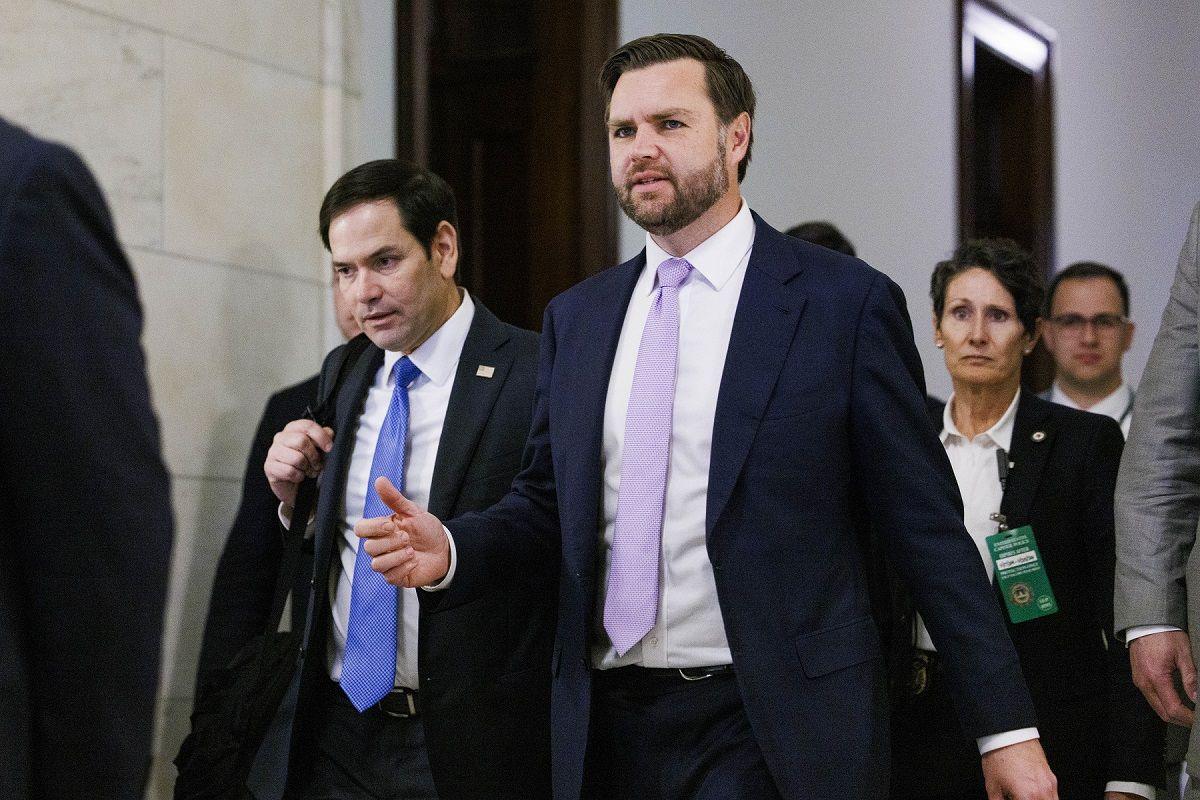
[1041,261,1136,436]
[357,35,1054,799]
[0,116,174,800]
[259,159,551,799]
[785,219,856,256]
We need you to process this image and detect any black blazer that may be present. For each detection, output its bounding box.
[0,118,174,799]
[194,374,320,691]
[286,301,552,799]
[890,393,1162,797]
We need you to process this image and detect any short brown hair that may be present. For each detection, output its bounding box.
[600,34,756,182]
[930,238,1044,334]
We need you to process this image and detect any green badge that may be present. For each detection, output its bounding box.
[986,525,1058,623]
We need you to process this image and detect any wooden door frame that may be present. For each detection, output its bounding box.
[394,0,618,278]
[957,0,1057,269]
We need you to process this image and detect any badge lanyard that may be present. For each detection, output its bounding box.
[989,447,1010,532]
[984,446,1059,622]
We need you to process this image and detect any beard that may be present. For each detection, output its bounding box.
[614,133,729,236]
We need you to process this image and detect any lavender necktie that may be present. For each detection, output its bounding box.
[604,257,692,655]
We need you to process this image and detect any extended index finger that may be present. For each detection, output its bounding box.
[376,476,420,517]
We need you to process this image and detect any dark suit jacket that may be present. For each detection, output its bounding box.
[195,374,319,691]
[889,393,1162,796]
[439,214,1037,800]
[0,117,174,799]
[285,302,552,799]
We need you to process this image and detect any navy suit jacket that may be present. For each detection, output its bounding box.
[442,213,1037,799]
[0,117,173,799]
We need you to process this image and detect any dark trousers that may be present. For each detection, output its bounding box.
[581,667,782,800]
[890,673,1109,800]
[296,681,438,800]
[889,677,986,800]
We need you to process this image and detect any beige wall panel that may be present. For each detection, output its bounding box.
[147,473,241,799]
[162,38,324,280]
[131,248,325,482]
[67,0,323,79]
[0,0,163,248]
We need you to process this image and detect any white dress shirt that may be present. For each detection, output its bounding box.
[325,291,475,689]
[591,201,753,670]
[1050,381,1134,438]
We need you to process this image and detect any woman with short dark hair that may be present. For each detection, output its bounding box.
[888,238,1162,800]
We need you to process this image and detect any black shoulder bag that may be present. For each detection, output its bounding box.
[173,336,371,799]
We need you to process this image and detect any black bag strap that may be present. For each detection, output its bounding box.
[261,334,373,640]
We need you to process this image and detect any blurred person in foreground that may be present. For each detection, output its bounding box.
[1115,202,1200,800]
[1041,262,1136,437]
[887,238,1161,800]
[0,116,174,799]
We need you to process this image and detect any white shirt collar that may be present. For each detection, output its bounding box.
[382,289,476,387]
[941,388,1021,452]
[642,200,755,294]
[1050,381,1132,420]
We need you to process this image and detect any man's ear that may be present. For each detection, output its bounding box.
[727,112,751,172]
[1121,319,1136,354]
[430,221,458,279]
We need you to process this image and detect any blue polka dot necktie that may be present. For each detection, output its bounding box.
[341,356,422,711]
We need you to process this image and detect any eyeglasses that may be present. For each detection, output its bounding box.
[1048,313,1128,334]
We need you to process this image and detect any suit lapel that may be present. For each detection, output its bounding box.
[312,343,383,580]
[707,216,807,531]
[999,394,1055,528]
[427,302,513,520]
[557,253,644,572]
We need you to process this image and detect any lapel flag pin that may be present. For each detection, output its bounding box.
[1031,430,1046,442]
[476,365,495,378]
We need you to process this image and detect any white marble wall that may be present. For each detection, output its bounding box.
[0,0,376,795]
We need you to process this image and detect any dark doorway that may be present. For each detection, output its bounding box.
[958,0,1056,390]
[396,1,619,332]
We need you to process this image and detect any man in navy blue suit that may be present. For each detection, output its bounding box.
[0,117,173,800]
[357,35,1057,799]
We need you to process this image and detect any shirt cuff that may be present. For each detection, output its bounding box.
[977,727,1039,754]
[277,501,316,538]
[1125,625,1183,644]
[419,526,457,591]
[1106,781,1155,799]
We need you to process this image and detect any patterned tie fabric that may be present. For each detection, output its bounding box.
[341,356,422,711]
[604,257,693,655]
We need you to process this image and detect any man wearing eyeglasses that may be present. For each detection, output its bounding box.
[1041,262,1136,437]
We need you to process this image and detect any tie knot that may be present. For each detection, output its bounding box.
[392,356,422,389]
[656,257,692,290]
